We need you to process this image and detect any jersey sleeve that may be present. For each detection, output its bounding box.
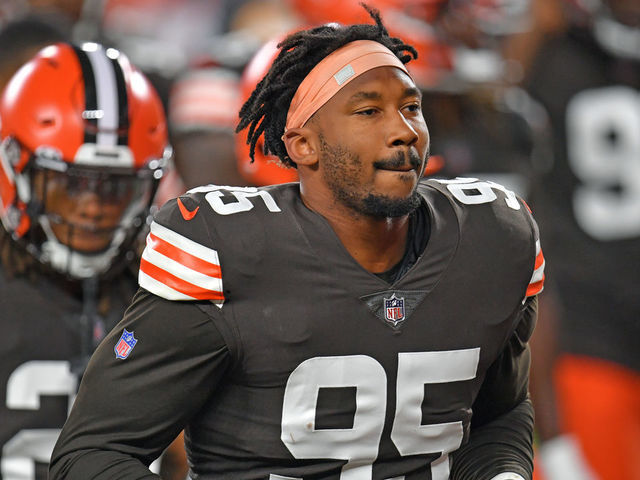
[450,296,538,479]
[450,397,535,480]
[523,201,545,299]
[49,289,231,480]
[138,194,225,303]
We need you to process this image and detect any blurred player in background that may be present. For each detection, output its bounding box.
[0,42,170,479]
[408,2,545,199]
[168,65,246,190]
[97,0,301,193]
[523,0,640,479]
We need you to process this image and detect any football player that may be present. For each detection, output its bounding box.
[524,0,640,479]
[169,65,247,190]
[0,42,169,479]
[50,6,544,480]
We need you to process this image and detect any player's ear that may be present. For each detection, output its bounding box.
[282,127,318,167]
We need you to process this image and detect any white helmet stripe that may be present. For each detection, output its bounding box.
[84,44,119,147]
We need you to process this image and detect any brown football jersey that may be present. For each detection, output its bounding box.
[51,179,542,480]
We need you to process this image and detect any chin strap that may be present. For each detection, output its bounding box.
[38,214,124,279]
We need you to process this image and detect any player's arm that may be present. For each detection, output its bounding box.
[450,296,538,480]
[49,289,231,480]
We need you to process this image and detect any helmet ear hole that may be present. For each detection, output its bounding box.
[38,117,56,127]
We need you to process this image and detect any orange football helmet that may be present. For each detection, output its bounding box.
[236,37,298,186]
[0,42,171,278]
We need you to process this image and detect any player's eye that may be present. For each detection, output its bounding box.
[356,108,378,116]
[404,103,421,113]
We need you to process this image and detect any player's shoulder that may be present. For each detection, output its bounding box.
[420,177,537,236]
[139,183,296,303]
[158,182,293,224]
[420,177,544,298]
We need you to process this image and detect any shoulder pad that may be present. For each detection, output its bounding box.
[423,177,545,298]
[139,191,224,303]
[138,184,287,303]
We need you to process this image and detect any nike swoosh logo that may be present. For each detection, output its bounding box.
[177,197,199,221]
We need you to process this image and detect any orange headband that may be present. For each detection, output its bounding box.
[285,40,410,131]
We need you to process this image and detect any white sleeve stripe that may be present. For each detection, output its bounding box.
[142,245,223,293]
[138,271,198,301]
[150,221,221,266]
[530,259,545,284]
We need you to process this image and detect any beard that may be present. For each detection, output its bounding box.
[359,190,422,218]
[319,135,423,218]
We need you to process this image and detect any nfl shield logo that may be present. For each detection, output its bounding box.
[384,294,406,327]
[114,329,138,359]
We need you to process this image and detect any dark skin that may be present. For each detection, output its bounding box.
[283,66,430,273]
[160,431,189,480]
[32,169,133,253]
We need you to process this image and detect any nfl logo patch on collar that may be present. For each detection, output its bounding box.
[384,294,405,327]
[360,290,427,331]
[114,329,138,359]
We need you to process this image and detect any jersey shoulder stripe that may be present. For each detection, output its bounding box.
[139,220,224,303]
[526,239,545,297]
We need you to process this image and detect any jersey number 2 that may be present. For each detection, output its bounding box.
[2,361,76,480]
[280,349,480,480]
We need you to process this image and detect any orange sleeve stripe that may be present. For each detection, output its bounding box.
[140,257,225,301]
[147,232,222,279]
[534,249,545,270]
[526,276,545,297]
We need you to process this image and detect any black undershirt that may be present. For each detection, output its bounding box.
[374,204,430,284]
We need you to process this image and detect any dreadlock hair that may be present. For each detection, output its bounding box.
[0,226,40,281]
[236,4,418,168]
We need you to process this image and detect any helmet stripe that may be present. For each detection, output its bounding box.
[72,45,98,145]
[109,54,129,147]
[84,45,119,147]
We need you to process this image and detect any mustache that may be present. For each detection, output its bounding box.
[373,150,423,170]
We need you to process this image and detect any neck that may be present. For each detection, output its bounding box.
[301,191,410,273]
